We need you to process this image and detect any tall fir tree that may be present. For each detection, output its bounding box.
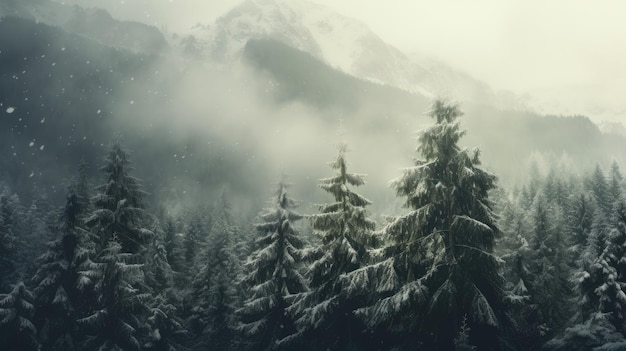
[0,282,40,351]
[87,140,151,254]
[609,161,624,207]
[0,193,18,292]
[77,240,152,351]
[162,216,183,276]
[547,201,626,350]
[580,201,626,329]
[496,197,538,349]
[32,192,94,351]
[76,141,155,350]
[527,196,572,340]
[568,193,595,268]
[189,194,239,350]
[355,100,507,350]
[238,180,308,350]
[286,144,378,350]
[144,294,188,351]
[587,165,612,217]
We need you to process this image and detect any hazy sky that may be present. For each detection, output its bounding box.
[57,0,626,120]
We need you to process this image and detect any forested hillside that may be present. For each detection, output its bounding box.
[3,99,626,350]
[2,10,626,351]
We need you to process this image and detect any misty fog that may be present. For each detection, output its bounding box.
[1,1,626,351]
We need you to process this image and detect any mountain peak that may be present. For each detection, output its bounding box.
[182,0,498,104]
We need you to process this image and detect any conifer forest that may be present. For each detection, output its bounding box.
[3,98,626,351]
[2,2,626,350]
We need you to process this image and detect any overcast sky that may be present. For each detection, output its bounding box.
[57,0,626,121]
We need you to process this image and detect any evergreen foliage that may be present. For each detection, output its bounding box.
[580,202,626,330]
[526,196,572,339]
[144,294,188,351]
[286,144,377,350]
[356,99,506,350]
[0,193,19,292]
[87,140,152,254]
[77,240,151,351]
[238,180,308,350]
[4,100,626,350]
[32,192,93,351]
[189,195,240,350]
[0,282,40,351]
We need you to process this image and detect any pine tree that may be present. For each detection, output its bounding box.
[0,282,40,351]
[238,180,308,350]
[75,142,155,350]
[454,315,477,351]
[77,240,151,351]
[87,140,152,254]
[286,144,377,350]
[569,194,594,266]
[162,217,182,275]
[0,194,18,292]
[580,201,626,329]
[143,225,186,351]
[189,195,239,350]
[32,192,93,351]
[20,198,51,276]
[183,213,204,273]
[145,236,175,294]
[70,160,93,218]
[356,100,507,350]
[609,161,623,207]
[527,196,572,339]
[144,294,188,351]
[496,197,538,348]
[587,165,612,217]
[548,201,626,350]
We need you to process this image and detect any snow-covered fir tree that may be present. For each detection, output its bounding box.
[32,192,94,351]
[145,237,175,294]
[355,99,507,350]
[285,144,378,350]
[587,165,612,218]
[526,195,572,340]
[20,197,52,276]
[162,217,183,277]
[495,195,538,348]
[77,240,152,351]
[568,193,595,267]
[609,161,624,207]
[189,194,240,350]
[238,179,308,350]
[546,201,626,350]
[87,140,152,254]
[73,141,157,350]
[0,282,40,351]
[141,221,186,351]
[183,212,204,275]
[581,201,626,330]
[144,294,188,351]
[454,315,477,351]
[0,193,18,292]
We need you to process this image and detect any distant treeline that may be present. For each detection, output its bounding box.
[3,100,626,350]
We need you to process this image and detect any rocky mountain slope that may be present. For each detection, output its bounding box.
[178,0,500,105]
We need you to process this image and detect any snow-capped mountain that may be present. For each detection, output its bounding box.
[179,0,500,105]
[0,0,166,54]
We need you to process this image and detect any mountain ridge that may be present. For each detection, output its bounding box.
[178,0,503,106]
